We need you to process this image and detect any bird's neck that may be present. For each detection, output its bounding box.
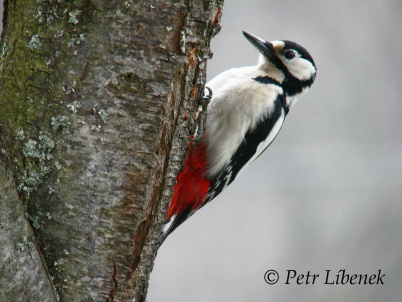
[257,56,285,84]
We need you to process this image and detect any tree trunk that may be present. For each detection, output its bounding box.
[0,0,223,301]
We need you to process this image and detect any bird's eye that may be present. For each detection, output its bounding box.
[284,50,296,59]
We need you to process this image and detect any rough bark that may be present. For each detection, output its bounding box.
[0,0,223,301]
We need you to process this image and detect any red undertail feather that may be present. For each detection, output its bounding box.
[167,139,210,219]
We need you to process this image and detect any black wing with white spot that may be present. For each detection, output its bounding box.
[205,95,286,204]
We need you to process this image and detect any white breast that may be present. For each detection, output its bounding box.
[205,66,283,176]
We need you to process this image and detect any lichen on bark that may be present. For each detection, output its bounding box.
[0,0,223,300]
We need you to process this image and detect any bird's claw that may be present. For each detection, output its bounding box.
[193,86,212,141]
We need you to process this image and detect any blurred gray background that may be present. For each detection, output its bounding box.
[1,0,400,301]
[150,0,402,301]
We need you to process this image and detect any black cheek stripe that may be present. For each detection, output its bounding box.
[253,76,281,87]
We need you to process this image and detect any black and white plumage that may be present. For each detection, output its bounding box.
[163,31,316,239]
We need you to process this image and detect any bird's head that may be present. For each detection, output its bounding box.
[243,31,316,96]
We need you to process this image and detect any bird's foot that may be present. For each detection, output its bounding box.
[193,86,212,141]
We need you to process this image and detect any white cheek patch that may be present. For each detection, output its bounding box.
[287,57,316,81]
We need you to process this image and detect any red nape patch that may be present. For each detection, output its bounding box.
[167,139,210,219]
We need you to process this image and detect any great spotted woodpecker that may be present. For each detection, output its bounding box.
[163,31,316,239]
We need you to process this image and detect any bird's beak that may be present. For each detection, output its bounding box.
[243,31,274,59]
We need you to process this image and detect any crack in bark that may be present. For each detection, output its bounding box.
[31,232,60,301]
[108,259,118,301]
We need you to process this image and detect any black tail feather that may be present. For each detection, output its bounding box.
[161,207,194,244]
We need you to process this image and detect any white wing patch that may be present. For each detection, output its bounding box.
[237,110,285,177]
